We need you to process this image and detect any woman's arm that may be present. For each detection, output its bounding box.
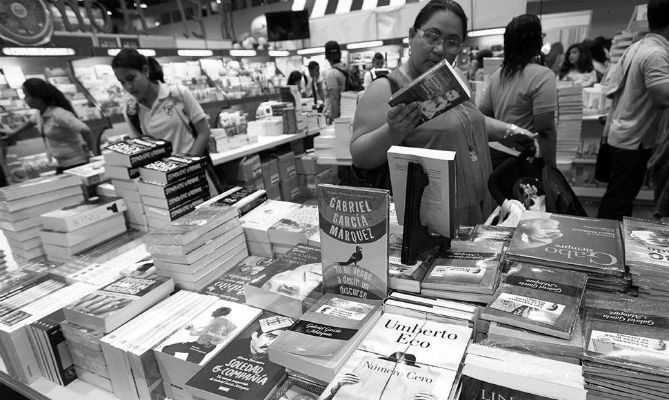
[188,118,212,156]
[350,78,421,169]
[484,116,535,142]
[0,120,35,141]
[533,111,556,166]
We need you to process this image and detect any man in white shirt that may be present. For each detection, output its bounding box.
[363,52,390,89]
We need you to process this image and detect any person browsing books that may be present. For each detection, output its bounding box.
[350,0,536,226]
[1,79,91,174]
[111,49,212,157]
[558,43,597,87]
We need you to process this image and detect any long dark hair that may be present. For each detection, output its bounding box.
[559,43,593,79]
[501,14,543,80]
[287,71,305,86]
[413,0,467,39]
[22,78,77,116]
[111,48,164,83]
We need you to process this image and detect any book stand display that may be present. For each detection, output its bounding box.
[401,161,450,265]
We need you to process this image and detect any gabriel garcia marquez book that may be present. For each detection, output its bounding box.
[317,184,389,301]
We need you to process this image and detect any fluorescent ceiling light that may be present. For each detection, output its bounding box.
[268,50,290,57]
[107,48,156,57]
[107,10,112,15]
[139,3,147,8]
[297,47,324,55]
[468,27,505,37]
[178,49,213,57]
[229,49,256,57]
[346,40,383,50]
[2,47,75,56]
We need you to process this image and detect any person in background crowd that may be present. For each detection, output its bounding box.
[473,48,494,81]
[350,0,535,226]
[545,42,565,76]
[587,36,612,82]
[0,78,91,174]
[323,40,347,124]
[559,43,597,87]
[480,14,557,170]
[305,61,325,108]
[286,70,307,95]
[363,52,390,88]
[598,0,669,220]
[112,49,212,157]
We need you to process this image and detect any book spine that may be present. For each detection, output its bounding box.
[164,161,204,184]
[163,173,207,198]
[128,146,170,168]
[166,186,207,209]
[47,323,77,385]
[62,199,128,231]
[237,192,268,217]
[169,194,210,220]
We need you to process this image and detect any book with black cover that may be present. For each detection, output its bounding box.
[201,256,274,303]
[138,155,206,185]
[27,310,77,386]
[388,58,470,126]
[103,136,172,168]
[481,263,588,339]
[136,172,207,199]
[318,184,389,301]
[185,311,291,400]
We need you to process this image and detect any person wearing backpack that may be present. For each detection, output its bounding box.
[323,40,363,124]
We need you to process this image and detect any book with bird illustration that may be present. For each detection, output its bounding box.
[317,184,390,301]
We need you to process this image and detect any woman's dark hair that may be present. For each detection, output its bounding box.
[111,48,164,83]
[413,0,468,40]
[587,36,610,64]
[475,49,493,68]
[22,78,77,116]
[559,43,594,79]
[287,70,304,86]
[501,14,543,79]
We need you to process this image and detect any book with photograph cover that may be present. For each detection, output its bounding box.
[318,184,389,301]
[138,155,206,185]
[201,256,274,303]
[185,311,291,400]
[244,243,322,319]
[268,204,320,246]
[388,57,470,126]
[63,272,174,333]
[505,211,625,277]
[622,217,669,271]
[421,240,504,295]
[471,224,516,243]
[268,293,382,383]
[481,263,588,339]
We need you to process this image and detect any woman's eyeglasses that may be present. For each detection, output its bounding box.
[416,29,462,53]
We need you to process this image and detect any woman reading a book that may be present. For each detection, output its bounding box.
[350,0,535,226]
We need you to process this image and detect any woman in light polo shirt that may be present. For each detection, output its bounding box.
[5,78,91,174]
[111,49,212,157]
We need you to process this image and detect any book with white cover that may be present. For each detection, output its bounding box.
[240,200,300,243]
[40,197,127,232]
[143,206,236,247]
[268,204,320,246]
[387,145,457,238]
[40,213,126,248]
[0,174,80,201]
[0,187,82,212]
[64,160,106,186]
[154,299,261,388]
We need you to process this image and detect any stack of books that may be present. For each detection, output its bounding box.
[621,217,669,301]
[388,233,431,293]
[0,175,84,263]
[313,126,338,161]
[421,240,505,304]
[383,291,479,330]
[470,224,516,243]
[61,320,112,391]
[267,204,320,256]
[240,199,300,257]
[138,154,210,228]
[153,299,261,391]
[555,83,584,158]
[197,186,268,217]
[0,250,6,275]
[145,207,248,291]
[102,136,172,232]
[26,310,77,386]
[39,197,128,263]
[100,291,221,400]
[185,310,292,400]
[505,211,628,293]
[460,344,587,399]
[201,255,274,303]
[64,160,107,198]
[333,116,355,159]
[581,297,669,400]
[340,91,361,117]
[321,312,472,399]
[0,277,96,384]
[244,243,322,319]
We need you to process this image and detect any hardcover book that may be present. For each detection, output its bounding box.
[63,272,174,333]
[505,211,625,277]
[318,184,389,301]
[388,57,470,126]
[154,299,261,388]
[244,243,322,319]
[198,186,268,217]
[201,256,274,303]
[40,197,127,232]
[268,293,382,383]
[387,145,457,238]
[138,155,206,185]
[185,311,291,400]
[421,240,504,295]
[103,136,172,168]
[144,206,237,247]
[481,263,588,339]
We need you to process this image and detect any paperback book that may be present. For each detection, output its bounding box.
[201,256,274,303]
[63,272,174,333]
[40,197,127,232]
[0,174,80,202]
[143,206,237,247]
[267,204,320,246]
[138,154,206,185]
[388,57,470,126]
[136,172,206,199]
[185,310,291,400]
[268,293,382,383]
[481,263,588,339]
[103,136,172,168]
[244,243,322,319]
[240,200,300,243]
[26,310,77,386]
[388,235,430,293]
[318,184,389,301]
[198,186,268,217]
[621,217,669,299]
